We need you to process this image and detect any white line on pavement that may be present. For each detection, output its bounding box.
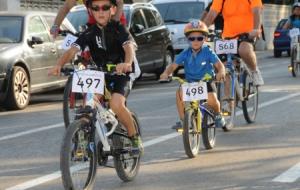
[4,91,300,190]
[272,162,300,183]
[0,123,63,142]
[5,132,180,190]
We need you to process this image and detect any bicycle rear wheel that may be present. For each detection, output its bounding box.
[202,108,216,150]
[291,46,299,77]
[242,71,259,123]
[113,112,141,182]
[183,109,201,158]
[63,77,85,128]
[60,118,97,190]
[217,80,236,132]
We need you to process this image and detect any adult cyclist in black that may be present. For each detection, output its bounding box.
[49,0,143,153]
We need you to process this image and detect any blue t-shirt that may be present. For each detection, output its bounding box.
[289,17,300,28]
[175,45,220,82]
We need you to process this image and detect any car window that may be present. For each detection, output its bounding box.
[154,2,205,23]
[131,9,146,28]
[43,15,54,28]
[28,16,50,42]
[151,9,163,26]
[66,9,88,32]
[142,9,158,28]
[0,16,23,43]
[277,19,287,29]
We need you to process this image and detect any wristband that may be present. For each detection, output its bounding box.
[50,24,59,34]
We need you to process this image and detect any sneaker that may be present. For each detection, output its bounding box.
[215,113,226,128]
[131,135,144,156]
[251,69,264,86]
[171,121,183,130]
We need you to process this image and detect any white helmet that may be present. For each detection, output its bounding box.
[293,2,300,9]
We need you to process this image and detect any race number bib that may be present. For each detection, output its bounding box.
[289,28,300,38]
[215,39,238,54]
[62,34,78,50]
[72,70,105,94]
[182,82,208,101]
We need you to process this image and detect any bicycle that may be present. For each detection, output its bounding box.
[288,28,300,77]
[214,32,259,131]
[172,75,217,158]
[60,65,142,190]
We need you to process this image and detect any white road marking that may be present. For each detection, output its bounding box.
[0,123,63,142]
[4,92,300,190]
[272,162,300,183]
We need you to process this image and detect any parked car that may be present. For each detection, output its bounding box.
[0,11,71,110]
[65,3,174,79]
[273,18,290,57]
[151,0,209,54]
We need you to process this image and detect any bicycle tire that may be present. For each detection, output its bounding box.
[202,109,216,150]
[183,109,201,158]
[291,46,299,77]
[113,112,141,182]
[217,80,236,132]
[242,71,259,123]
[60,118,97,190]
[63,77,85,128]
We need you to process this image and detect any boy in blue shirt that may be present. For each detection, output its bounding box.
[160,20,226,129]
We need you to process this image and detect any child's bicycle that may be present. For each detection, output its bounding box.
[213,32,259,131]
[172,75,217,158]
[60,65,142,190]
[288,28,300,77]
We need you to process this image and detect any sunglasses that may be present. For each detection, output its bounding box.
[91,4,111,12]
[188,36,205,42]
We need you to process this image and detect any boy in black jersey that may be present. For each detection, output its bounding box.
[49,0,143,153]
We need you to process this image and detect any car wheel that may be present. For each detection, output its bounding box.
[5,66,30,110]
[274,50,282,57]
[155,50,173,79]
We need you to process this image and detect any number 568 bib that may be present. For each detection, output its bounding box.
[182,82,208,102]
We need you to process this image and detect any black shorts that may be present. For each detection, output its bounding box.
[105,74,130,96]
[207,82,216,93]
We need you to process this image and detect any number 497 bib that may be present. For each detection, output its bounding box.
[182,82,208,102]
[72,70,105,94]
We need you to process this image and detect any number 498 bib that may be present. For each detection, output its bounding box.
[181,82,208,102]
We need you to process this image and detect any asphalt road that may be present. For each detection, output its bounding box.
[1,51,300,190]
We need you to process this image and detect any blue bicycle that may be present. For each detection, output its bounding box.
[214,33,259,131]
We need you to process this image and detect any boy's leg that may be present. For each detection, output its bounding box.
[109,93,136,137]
[172,88,184,129]
[207,85,225,128]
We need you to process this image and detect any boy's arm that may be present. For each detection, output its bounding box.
[48,46,80,76]
[116,42,135,74]
[214,61,225,81]
[160,63,178,80]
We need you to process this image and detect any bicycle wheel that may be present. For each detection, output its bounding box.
[202,108,216,150]
[60,118,97,190]
[242,71,259,123]
[63,77,85,128]
[183,109,201,158]
[291,46,299,77]
[113,112,141,182]
[217,79,235,132]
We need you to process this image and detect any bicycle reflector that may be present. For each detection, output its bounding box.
[288,65,293,72]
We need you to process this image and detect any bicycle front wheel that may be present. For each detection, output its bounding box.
[113,112,141,182]
[202,109,216,150]
[183,109,201,158]
[242,71,259,123]
[63,77,86,128]
[60,118,97,190]
[291,46,299,77]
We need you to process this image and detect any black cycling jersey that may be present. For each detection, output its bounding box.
[73,20,134,71]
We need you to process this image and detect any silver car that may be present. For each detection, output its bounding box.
[152,0,210,54]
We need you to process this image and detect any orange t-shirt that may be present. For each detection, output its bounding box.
[211,0,262,38]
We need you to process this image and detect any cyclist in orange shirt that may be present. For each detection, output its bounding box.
[204,0,264,86]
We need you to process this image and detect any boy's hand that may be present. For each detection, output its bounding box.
[216,71,225,81]
[116,63,132,74]
[48,65,62,76]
